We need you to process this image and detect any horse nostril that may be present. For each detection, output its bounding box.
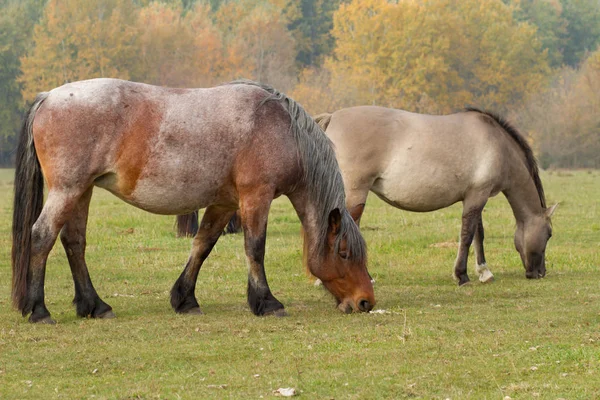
[358,299,372,312]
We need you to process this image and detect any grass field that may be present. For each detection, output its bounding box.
[0,168,599,399]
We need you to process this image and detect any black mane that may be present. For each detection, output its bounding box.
[465,107,546,209]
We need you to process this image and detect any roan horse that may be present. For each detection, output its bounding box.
[314,106,557,285]
[12,78,374,324]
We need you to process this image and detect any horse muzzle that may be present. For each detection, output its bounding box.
[526,268,546,279]
[525,253,546,279]
[337,297,375,314]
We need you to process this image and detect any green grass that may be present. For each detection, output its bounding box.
[1,168,599,399]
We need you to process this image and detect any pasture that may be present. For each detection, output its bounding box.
[0,168,599,399]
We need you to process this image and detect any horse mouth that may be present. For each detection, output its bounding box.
[337,302,354,314]
[526,264,546,279]
[525,253,546,279]
[526,270,546,279]
[336,298,373,314]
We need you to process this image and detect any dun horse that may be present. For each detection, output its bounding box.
[12,79,374,324]
[315,106,557,285]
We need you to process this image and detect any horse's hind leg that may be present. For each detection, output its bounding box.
[224,210,242,234]
[453,199,486,286]
[60,187,114,318]
[26,191,84,323]
[240,190,285,316]
[171,206,235,314]
[473,215,494,283]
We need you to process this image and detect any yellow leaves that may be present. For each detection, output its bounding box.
[288,67,336,115]
[264,0,300,25]
[19,0,296,98]
[329,0,460,110]
[291,0,550,115]
[133,2,206,87]
[517,48,600,167]
[19,0,135,102]
[18,0,552,120]
[186,5,224,86]
[218,2,296,91]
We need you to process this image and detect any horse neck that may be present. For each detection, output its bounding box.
[290,187,320,237]
[288,187,333,270]
[288,147,347,263]
[503,158,544,225]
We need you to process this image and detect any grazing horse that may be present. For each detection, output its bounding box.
[314,106,557,285]
[11,78,374,324]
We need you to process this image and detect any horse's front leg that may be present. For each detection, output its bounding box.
[473,215,494,283]
[453,202,485,286]
[171,206,235,314]
[240,189,286,317]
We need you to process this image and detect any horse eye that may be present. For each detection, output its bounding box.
[339,250,349,259]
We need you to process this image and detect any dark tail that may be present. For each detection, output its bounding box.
[224,210,242,234]
[313,113,333,132]
[12,92,49,312]
[176,211,199,237]
[176,210,242,237]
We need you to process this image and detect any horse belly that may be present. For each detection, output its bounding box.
[96,163,231,215]
[131,177,223,214]
[371,166,465,212]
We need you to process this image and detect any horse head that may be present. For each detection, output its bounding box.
[310,208,375,313]
[514,203,558,279]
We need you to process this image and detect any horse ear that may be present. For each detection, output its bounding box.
[328,208,342,235]
[545,203,558,218]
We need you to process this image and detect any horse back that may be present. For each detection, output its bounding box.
[32,79,299,214]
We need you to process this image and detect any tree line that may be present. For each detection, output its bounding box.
[1,0,600,167]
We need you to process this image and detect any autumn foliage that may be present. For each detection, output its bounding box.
[2,0,600,167]
[291,0,550,114]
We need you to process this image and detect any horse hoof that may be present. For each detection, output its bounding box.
[454,274,470,286]
[478,269,494,283]
[273,309,287,317]
[30,316,56,325]
[182,307,203,315]
[96,310,116,319]
[265,309,287,317]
